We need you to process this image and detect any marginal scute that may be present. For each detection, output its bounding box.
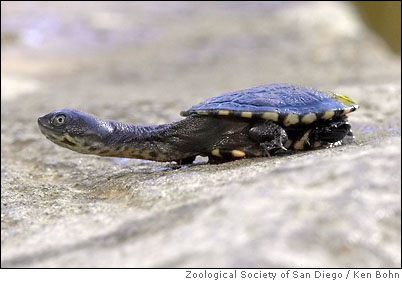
[218,110,230,116]
[240,112,253,118]
[283,113,299,126]
[211,149,222,157]
[342,108,351,115]
[197,110,209,115]
[232,150,245,157]
[322,110,335,120]
[301,113,317,124]
[262,112,279,121]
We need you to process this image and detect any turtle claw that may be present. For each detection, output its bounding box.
[260,143,271,157]
[260,140,287,157]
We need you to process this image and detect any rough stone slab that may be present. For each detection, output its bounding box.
[1,2,401,267]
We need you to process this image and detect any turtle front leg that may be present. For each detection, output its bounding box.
[249,121,288,156]
[176,156,196,165]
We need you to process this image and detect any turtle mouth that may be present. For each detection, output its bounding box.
[37,116,51,129]
[38,117,52,132]
[38,119,78,148]
[37,116,63,139]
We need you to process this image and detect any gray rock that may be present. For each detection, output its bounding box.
[1,2,400,267]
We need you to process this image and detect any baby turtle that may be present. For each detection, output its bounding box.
[38,83,359,164]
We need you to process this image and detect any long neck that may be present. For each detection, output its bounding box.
[92,119,194,162]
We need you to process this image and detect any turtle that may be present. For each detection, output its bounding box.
[37,83,359,164]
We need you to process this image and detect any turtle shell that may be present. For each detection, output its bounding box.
[180,83,359,126]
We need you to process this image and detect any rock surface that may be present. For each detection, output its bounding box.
[1,2,401,267]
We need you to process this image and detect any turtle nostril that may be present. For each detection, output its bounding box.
[37,116,46,125]
[37,116,52,129]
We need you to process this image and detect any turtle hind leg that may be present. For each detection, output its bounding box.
[249,121,288,156]
[342,128,355,145]
[312,119,351,143]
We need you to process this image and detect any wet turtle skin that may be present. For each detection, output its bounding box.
[37,83,359,164]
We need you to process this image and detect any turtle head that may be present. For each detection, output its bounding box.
[37,109,113,153]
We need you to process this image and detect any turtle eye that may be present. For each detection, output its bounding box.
[52,114,66,126]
